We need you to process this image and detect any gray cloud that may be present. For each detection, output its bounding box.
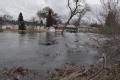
[0,0,100,20]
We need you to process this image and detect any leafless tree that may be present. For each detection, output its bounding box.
[62,0,88,33]
[30,17,37,28]
[93,0,120,28]
[92,8,106,25]
[30,17,36,22]
[100,0,120,27]
[75,4,90,27]
[3,14,13,21]
[37,7,53,19]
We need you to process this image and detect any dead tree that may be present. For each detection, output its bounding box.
[62,0,87,34]
[75,4,90,27]
[93,0,120,28]
[93,9,106,26]
[100,0,120,27]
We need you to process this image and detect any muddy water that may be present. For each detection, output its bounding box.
[0,32,101,78]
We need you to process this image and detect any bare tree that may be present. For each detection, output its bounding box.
[3,14,13,21]
[30,17,37,28]
[37,7,62,28]
[100,0,120,27]
[37,7,53,19]
[30,17,36,22]
[97,0,120,34]
[92,8,106,25]
[62,0,88,33]
[93,0,120,28]
[53,13,62,25]
[75,4,90,27]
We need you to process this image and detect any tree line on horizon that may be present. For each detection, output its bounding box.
[0,0,120,32]
[0,6,62,30]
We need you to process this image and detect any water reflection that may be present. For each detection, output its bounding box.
[0,32,101,70]
[18,32,27,45]
[45,32,55,45]
[39,32,57,46]
[18,31,26,35]
[27,32,37,39]
[64,33,99,65]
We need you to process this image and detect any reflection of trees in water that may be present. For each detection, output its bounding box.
[38,32,57,45]
[27,32,37,39]
[63,33,83,65]
[18,32,27,44]
[75,33,80,48]
[46,32,51,42]
[38,32,60,45]
[45,32,56,45]
[64,33,98,65]
[18,32,26,36]
[18,32,27,39]
[64,33,81,53]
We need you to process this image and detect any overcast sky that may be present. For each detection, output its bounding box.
[0,0,100,20]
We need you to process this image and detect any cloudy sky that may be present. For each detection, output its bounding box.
[0,0,100,20]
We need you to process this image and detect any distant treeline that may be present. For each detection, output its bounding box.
[0,20,41,26]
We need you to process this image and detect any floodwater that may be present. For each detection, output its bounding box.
[0,31,102,78]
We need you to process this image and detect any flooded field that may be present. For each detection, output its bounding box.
[0,32,102,79]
